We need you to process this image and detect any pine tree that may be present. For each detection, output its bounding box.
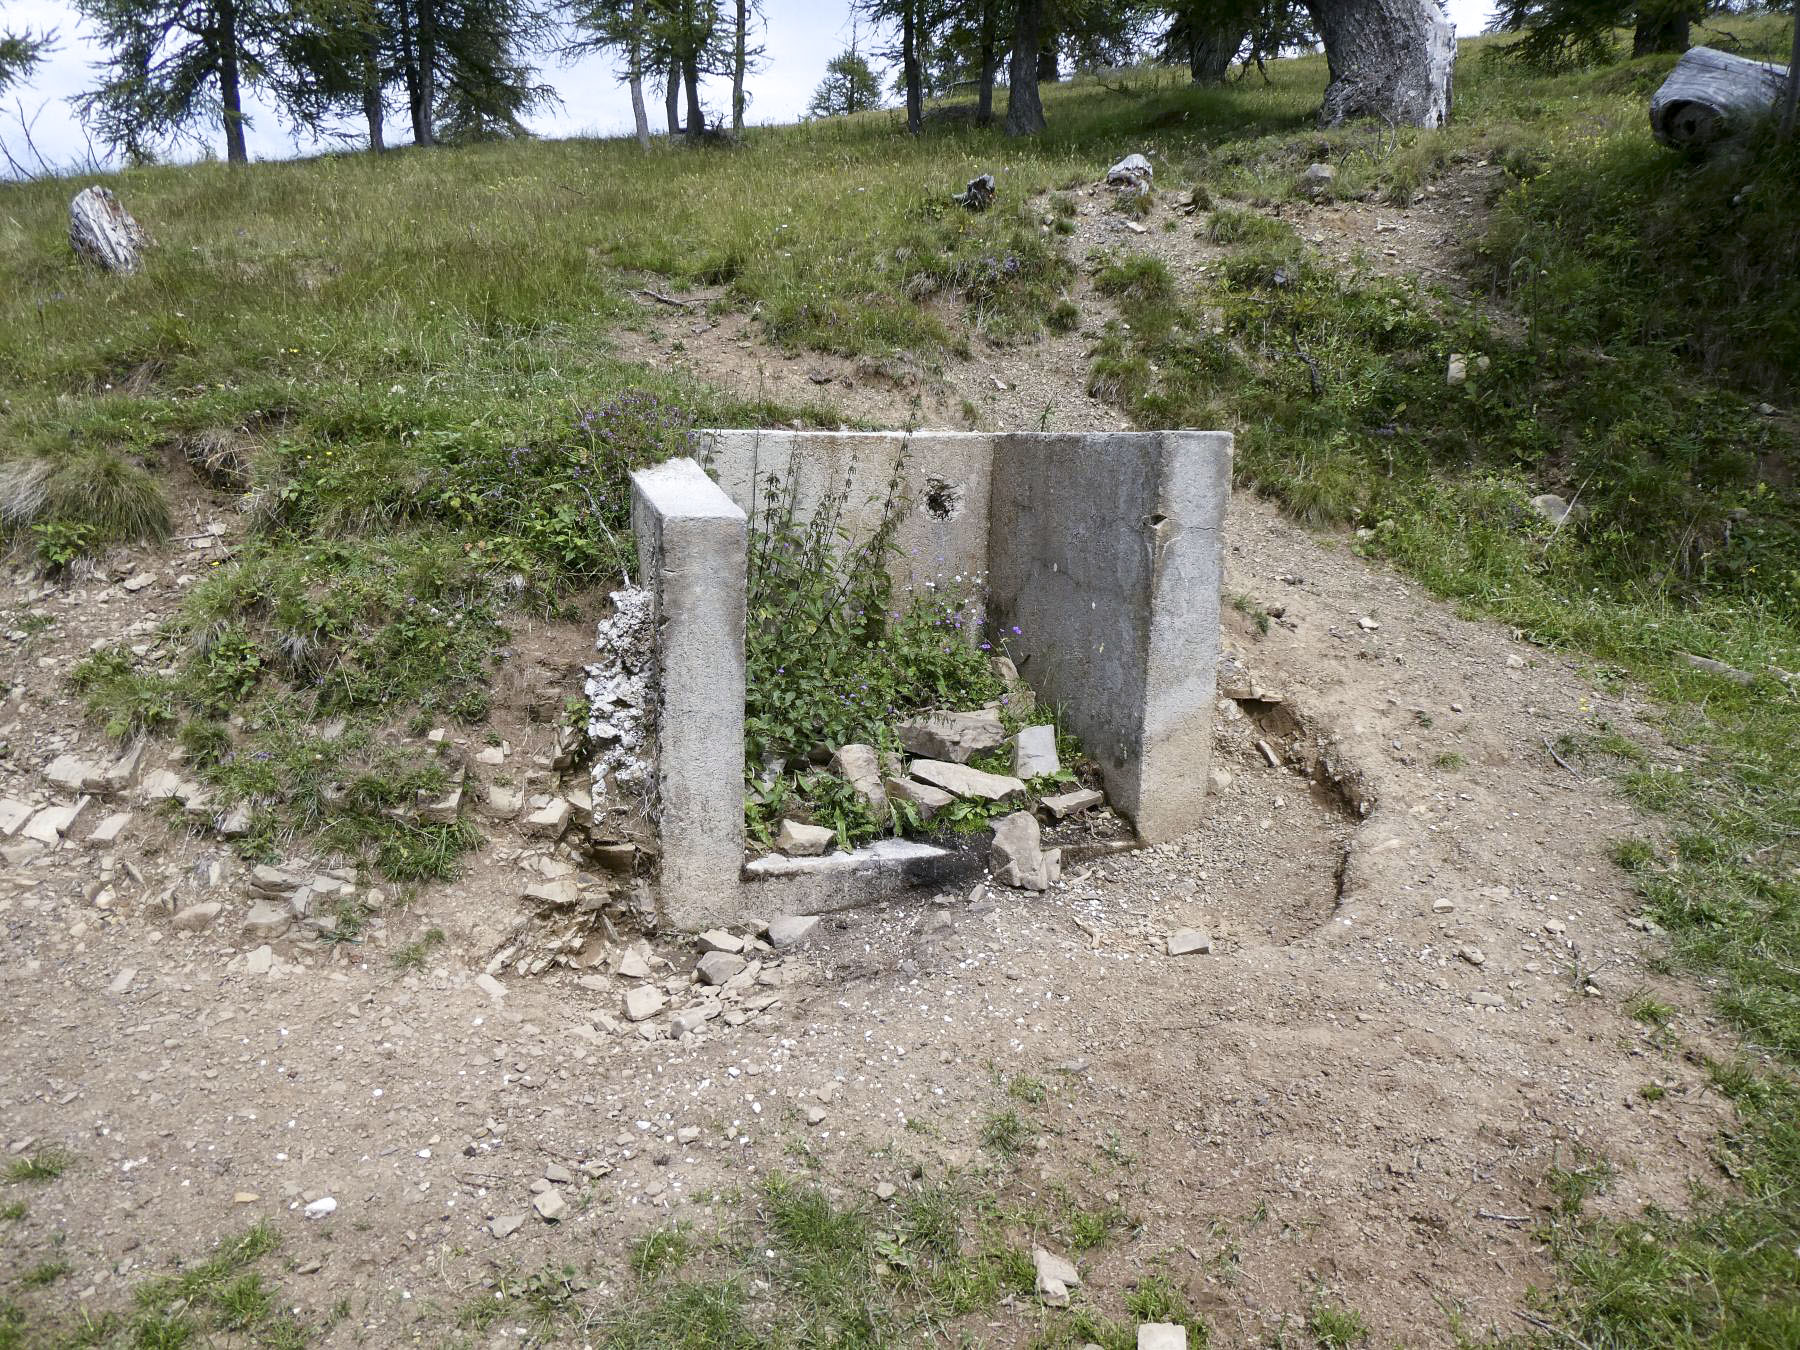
[566,0,656,147]
[0,27,53,96]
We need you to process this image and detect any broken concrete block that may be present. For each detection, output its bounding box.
[910,759,1025,804]
[775,819,835,857]
[44,755,100,793]
[85,812,133,849]
[1137,1325,1187,1350]
[0,799,34,836]
[896,710,1005,764]
[1167,928,1212,956]
[1040,788,1102,820]
[1033,1246,1081,1306]
[480,786,523,820]
[766,915,820,950]
[22,802,82,845]
[991,810,1060,892]
[102,742,143,792]
[139,769,183,801]
[697,929,745,954]
[883,776,955,822]
[524,798,572,839]
[622,985,666,1022]
[1010,725,1060,779]
[696,951,747,986]
[830,743,888,815]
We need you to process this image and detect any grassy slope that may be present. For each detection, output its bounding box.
[2,16,1799,1346]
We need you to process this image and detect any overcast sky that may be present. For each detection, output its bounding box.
[2,0,1496,172]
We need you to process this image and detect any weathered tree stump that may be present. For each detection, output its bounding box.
[69,186,149,274]
[1650,46,1789,149]
[954,173,996,211]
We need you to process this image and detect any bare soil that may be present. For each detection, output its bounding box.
[0,168,1735,1347]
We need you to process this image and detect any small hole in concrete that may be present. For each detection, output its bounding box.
[924,477,963,519]
[1147,512,1169,529]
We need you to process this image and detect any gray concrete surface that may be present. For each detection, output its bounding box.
[987,432,1232,841]
[630,458,748,930]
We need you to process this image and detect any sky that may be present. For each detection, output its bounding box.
[2,0,1497,173]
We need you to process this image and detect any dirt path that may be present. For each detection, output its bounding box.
[0,167,1735,1347]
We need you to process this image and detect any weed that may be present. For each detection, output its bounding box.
[0,1202,23,1221]
[980,1110,1030,1158]
[1307,1293,1369,1347]
[391,926,447,971]
[1007,1074,1048,1105]
[629,1224,692,1282]
[1624,991,1675,1027]
[1433,751,1465,770]
[4,1150,71,1183]
[17,1261,68,1288]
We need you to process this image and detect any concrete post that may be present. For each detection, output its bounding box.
[987,431,1232,842]
[630,458,748,930]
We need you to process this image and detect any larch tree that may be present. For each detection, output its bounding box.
[566,0,655,147]
[729,0,764,132]
[806,48,881,116]
[1004,0,1049,134]
[1493,0,1703,69]
[75,0,303,162]
[859,0,935,133]
[0,25,53,95]
[1306,0,1454,127]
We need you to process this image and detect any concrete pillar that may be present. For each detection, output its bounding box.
[987,432,1232,842]
[630,458,748,930]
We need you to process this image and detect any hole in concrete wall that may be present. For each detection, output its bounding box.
[923,477,963,519]
[1147,512,1169,529]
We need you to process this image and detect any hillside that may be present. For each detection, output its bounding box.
[2,19,1799,1349]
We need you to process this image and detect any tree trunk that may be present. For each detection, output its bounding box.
[362,35,385,151]
[902,0,922,134]
[1308,0,1454,128]
[1782,13,1799,138]
[976,3,997,123]
[1633,1,1696,57]
[217,0,248,163]
[683,56,702,137]
[1036,36,1058,83]
[732,0,747,132]
[665,61,680,134]
[1189,23,1248,83]
[396,0,424,144]
[415,0,437,146]
[628,0,651,148]
[1005,0,1046,136]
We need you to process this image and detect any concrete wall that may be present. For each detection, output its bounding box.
[630,459,748,930]
[986,432,1232,842]
[701,431,993,591]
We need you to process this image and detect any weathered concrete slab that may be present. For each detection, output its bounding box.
[744,839,970,915]
[631,457,749,930]
[700,430,993,589]
[987,432,1231,841]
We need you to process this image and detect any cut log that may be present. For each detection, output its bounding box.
[1650,46,1788,150]
[1309,0,1455,129]
[69,186,149,274]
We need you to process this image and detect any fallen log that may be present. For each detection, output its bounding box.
[1650,45,1789,149]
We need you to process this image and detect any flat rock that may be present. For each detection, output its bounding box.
[617,951,653,980]
[775,819,835,857]
[696,951,747,986]
[767,915,820,950]
[1033,1246,1081,1306]
[489,1214,526,1239]
[244,945,274,975]
[139,769,184,801]
[830,743,888,814]
[1040,788,1102,820]
[172,901,222,932]
[0,800,31,836]
[697,929,745,954]
[1167,928,1212,956]
[243,901,293,940]
[1010,725,1060,779]
[524,799,571,838]
[883,776,955,822]
[44,755,98,793]
[909,759,1024,803]
[475,973,508,1000]
[86,811,132,848]
[622,986,666,1022]
[532,1190,568,1222]
[480,786,523,820]
[992,811,1059,892]
[23,803,82,845]
[896,710,1005,764]
[1137,1325,1186,1350]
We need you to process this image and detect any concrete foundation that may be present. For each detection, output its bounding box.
[628,431,1231,929]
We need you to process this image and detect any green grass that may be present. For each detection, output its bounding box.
[1306,1293,1370,1347]
[3,1151,71,1183]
